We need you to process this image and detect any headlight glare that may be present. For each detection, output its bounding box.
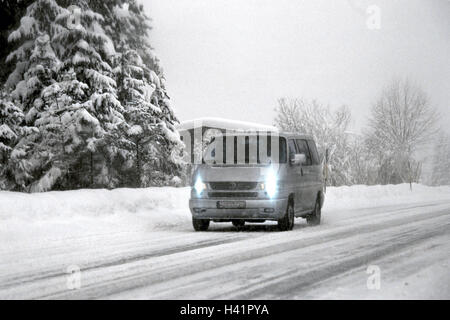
[265,169,277,199]
[194,177,206,195]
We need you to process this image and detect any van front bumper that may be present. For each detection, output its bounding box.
[189,198,288,220]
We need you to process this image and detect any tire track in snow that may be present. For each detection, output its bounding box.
[42,205,450,299]
[2,201,449,299]
[224,219,450,299]
[116,211,449,299]
[0,233,251,293]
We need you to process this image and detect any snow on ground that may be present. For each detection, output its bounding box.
[1,183,449,226]
[298,233,450,300]
[1,182,449,265]
[1,183,449,299]
[0,187,190,258]
[1,183,449,249]
[324,183,450,211]
[323,183,450,222]
[0,186,190,225]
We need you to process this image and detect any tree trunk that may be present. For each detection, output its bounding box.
[136,139,141,187]
[90,151,94,187]
[408,160,412,191]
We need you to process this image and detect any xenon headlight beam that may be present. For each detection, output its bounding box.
[265,168,278,199]
[194,176,206,196]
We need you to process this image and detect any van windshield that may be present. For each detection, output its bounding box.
[203,135,287,164]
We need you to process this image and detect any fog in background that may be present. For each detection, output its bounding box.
[144,0,450,133]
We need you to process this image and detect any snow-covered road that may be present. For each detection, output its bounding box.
[1,186,449,299]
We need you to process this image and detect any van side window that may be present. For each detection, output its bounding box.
[288,139,297,159]
[295,139,312,166]
[279,137,287,163]
[307,140,320,165]
[268,136,287,163]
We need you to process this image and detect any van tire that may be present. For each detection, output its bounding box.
[232,220,245,228]
[278,202,294,231]
[193,218,210,231]
[307,198,321,226]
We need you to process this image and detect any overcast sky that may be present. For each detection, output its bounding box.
[143,0,450,132]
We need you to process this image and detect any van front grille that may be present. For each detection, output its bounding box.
[209,182,257,190]
[208,192,258,198]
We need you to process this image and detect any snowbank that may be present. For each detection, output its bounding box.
[1,184,449,226]
[0,187,191,227]
[324,183,450,211]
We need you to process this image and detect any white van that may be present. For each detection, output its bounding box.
[189,132,324,231]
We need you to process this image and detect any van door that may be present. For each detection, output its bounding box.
[306,139,322,204]
[295,139,315,211]
[287,139,303,213]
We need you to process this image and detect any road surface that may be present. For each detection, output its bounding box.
[1,200,449,299]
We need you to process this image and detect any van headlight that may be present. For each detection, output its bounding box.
[265,169,278,199]
[194,176,207,195]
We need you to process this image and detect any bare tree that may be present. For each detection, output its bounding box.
[366,79,438,188]
[274,98,357,186]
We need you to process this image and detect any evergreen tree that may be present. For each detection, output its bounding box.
[0,92,22,189]
[52,0,125,188]
[112,48,161,186]
[106,0,184,185]
[31,70,104,191]
[0,0,35,85]
[4,1,65,190]
[0,89,38,190]
[6,0,64,114]
[2,0,182,191]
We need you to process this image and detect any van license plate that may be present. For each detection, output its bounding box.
[217,201,246,209]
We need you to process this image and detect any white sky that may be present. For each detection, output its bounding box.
[143,0,450,132]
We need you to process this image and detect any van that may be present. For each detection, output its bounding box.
[189,132,324,231]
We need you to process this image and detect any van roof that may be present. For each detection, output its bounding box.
[280,132,314,140]
[217,131,314,141]
[176,117,278,132]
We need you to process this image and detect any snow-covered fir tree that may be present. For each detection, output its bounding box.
[112,47,161,186]
[103,0,184,186]
[0,91,36,189]
[5,1,65,190]
[6,0,64,116]
[1,0,183,191]
[52,0,126,188]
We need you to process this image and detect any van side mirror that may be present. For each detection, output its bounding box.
[290,153,306,165]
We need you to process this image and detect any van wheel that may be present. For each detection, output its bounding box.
[307,198,321,226]
[232,220,245,228]
[278,202,294,231]
[193,218,210,231]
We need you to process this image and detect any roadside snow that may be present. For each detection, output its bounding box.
[1,183,450,226]
[300,234,450,300]
[324,183,450,211]
[0,183,449,299]
[0,187,190,227]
